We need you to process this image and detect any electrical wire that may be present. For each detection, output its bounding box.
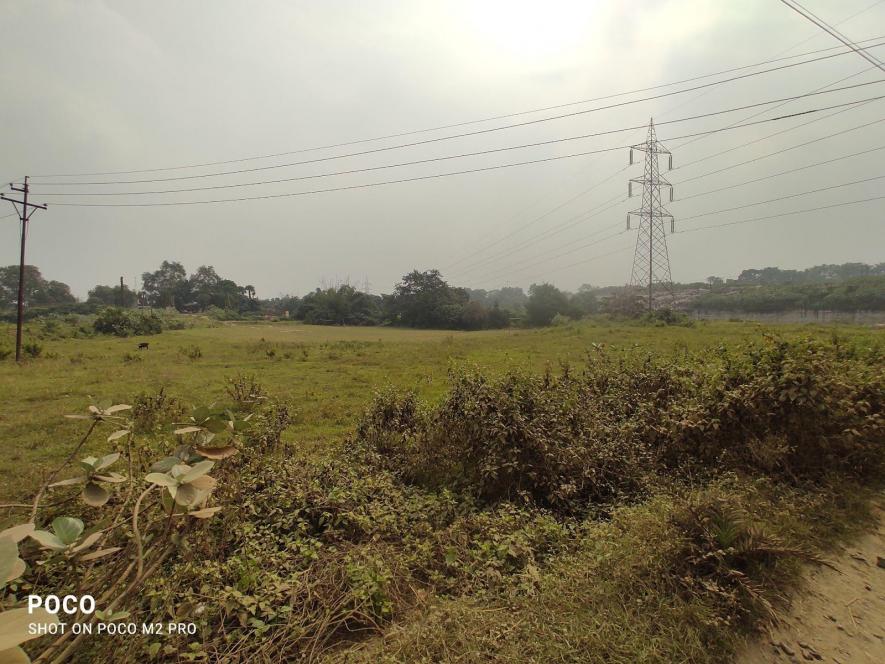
[677,194,885,234]
[40,84,883,197]
[42,96,885,207]
[679,174,885,222]
[30,35,885,179]
[677,144,885,201]
[32,49,885,186]
[779,0,885,73]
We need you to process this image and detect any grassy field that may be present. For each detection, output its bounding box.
[2,317,882,663]
[1,317,878,500]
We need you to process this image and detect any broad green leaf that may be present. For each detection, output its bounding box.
[106,429,129,442]
[0,539,18,584]
[204,418,227,434]
[188,475,216,491]
[94,472,126,484]
[173,483,198,507]
[169,464,191,479]
[174,426,203,435]
[70,531,102,553]
[52,517,84,545]
[180,460,214,484]
[0,608,60,650]
[48,477,85,488]
[82,483,110,507]
[144,473,177,488]
[29,530,67,551]
[0,524,34,544]
[96,453,121,471]
[149,457,178,473]
[4,558,25,584]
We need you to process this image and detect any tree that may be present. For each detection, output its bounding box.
[570,284,599,316]
[87,284,137,308]
[0,265,76,309]
[297,285,381,325]
[706,276,724,287]
[141,261,188,308]
[385,270,468,328]
[525,283,572,326]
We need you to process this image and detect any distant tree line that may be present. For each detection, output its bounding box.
[3,261,883,326]
[693,276,885,313]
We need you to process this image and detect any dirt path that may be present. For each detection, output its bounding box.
[737,501,885,664]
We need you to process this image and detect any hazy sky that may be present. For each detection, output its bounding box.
[1,0,884,299]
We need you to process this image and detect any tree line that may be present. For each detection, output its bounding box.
[2,260,883,327]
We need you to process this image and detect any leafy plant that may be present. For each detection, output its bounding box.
[48,452,126,507]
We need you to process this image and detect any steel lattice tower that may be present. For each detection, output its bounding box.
[626,119,675,312]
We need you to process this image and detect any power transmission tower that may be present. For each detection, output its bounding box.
[1,177,47,362]
[626,119,674,312]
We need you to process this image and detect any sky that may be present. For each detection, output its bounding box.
[1,0,884,299]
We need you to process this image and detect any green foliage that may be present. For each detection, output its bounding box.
[297,284,382,325]
[525,283,575,326]
[0,347,11,361]
[22,341,42,358]
[356,337,884,513]
[0,265,75,310]
[693,275,885,312]
[87,284,137,307]
[131,388,186,433]
[93,307,163,337]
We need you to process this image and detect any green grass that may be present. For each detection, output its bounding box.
[0,317,879,501]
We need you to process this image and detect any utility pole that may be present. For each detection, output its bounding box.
[1,177,47,362]
[626,119,675,312]
[119,276,125,307]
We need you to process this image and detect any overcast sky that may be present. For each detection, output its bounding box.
[1,0,884,299]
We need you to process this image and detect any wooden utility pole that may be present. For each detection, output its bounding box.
[120,276,125,307]
[1,177,47,362]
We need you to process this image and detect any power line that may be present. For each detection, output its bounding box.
[450,194,625,278]
[678,144,885,201]
[29,36,885,180]
[458,148,885,281]
[41,95,885,208]
[456,201,625,280]
[446,169,627,271]
[679,174,885,222]
[38,92,885,207]
[677,194,885,234]
[779,0,885,73]
[478,245,635,288]
[474,232,630,286]
[33,48,885,187]
[674,114,885,186]
[40,83,884,197]
[450,9,885,281]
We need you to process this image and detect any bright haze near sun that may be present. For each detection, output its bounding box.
[1,0,883,299]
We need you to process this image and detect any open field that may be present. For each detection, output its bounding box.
[1,318,882,663]
[1,318,879,500]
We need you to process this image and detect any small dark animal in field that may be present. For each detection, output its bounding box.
[138,342,150,350]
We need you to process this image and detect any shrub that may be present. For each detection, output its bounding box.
[23,341,42,358]
[354,337,885,513]
[93,307,162,337]
[0,347,12,360]
[131,387,186,433]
